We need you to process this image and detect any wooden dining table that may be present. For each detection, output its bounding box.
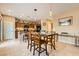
[40,33,58,41]
[39,33,58,50]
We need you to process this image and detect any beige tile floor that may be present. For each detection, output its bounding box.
[0,39,79,56]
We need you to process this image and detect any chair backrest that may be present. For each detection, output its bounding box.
[31,32,41,43]
[47,34,56,42]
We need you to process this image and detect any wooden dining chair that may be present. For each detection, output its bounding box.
[23,33,29,42]
[27,31,36,51]
[27,31,33,49]
[29,32,36,51]
[47,34,56,50]
[33,33,49,56]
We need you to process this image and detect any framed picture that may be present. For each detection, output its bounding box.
[58,16,73,26]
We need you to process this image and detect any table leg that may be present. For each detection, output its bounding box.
[78,38,79,46]
[56,34,58,42]
[75,37,77,47]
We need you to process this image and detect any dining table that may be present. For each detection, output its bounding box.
[39,32,58,49]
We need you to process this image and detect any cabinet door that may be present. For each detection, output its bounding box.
[59,36,75,44]
[58,36,68,43]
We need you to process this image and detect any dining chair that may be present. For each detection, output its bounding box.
[27,31,32,49]
[23,33,29,42]
[27,31,36,51]
[33,33,49,56]
[29,32,35,51]
[47,34,56,50]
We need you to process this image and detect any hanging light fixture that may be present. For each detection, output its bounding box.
[49,4,53,17]
[33,8,37,21]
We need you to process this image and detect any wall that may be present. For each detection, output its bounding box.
[41,19,53,34]
[53,7,79,44]
[2,15,15,40]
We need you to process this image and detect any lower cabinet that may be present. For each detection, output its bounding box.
[58,36,75,45]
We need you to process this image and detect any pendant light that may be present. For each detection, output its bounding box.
[49,4,53,17]
[34,8,37,21]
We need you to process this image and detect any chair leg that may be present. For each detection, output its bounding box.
[27,39,29,49]
[33,44,35,55]
[30,40,32,51]
[53,38,56,50]
[23,35,24,42]
[51,40,52,49]
[53,41,56,50]
[45,43,49,56]
[52,44,56,50]
[25,37,27,42]
[38,44,41,56]
[52,40,56,50]
[51,35,56,50]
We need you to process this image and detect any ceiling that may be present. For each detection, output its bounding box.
[0,3,79,20]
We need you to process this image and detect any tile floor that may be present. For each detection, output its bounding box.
[0,39,79,56]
